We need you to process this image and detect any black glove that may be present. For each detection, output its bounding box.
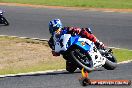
[48,36,55,50]
[85,28,92,34]
[94,41,104,49]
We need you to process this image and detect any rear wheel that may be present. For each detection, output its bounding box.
[66,61,77,73]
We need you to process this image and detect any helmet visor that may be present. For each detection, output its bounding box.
[49,26,58,35]
[52,26,59,32]
[55,28,61,34]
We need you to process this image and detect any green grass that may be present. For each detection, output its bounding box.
[0,36,48,45]
[113,48,132,62]
[0,0,132,9]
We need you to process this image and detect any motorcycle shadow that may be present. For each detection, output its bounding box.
[0,24,9,26]
[0,68,104,78]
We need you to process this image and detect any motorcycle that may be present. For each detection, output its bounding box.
[0,10,9,26]
[53,30,117,73]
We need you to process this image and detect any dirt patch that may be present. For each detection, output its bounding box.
[0,36,65,74]
[0,2,132,12]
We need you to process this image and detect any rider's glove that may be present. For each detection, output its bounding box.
[69,27,81,35]
[52,50,60,56]
[94,41,104,49]
[48,37,55,50]
[85,28,92,34]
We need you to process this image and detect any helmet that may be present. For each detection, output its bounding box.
[49,19,62,35]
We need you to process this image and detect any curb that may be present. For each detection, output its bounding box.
[0,69,65,78]
[117,60,132,64]
[0,35,49,41]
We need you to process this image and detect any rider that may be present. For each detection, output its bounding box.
[48,19,104,56]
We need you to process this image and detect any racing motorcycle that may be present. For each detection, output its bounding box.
[53,30,117,73]
[0,10,9,26]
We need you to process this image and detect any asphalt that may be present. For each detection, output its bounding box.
[0,62,131,88]
[0,5,132,88]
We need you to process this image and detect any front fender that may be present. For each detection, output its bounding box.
[68,36,95,52]
[73,41,92,52]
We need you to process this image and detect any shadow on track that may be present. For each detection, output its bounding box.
[0,69,104,78]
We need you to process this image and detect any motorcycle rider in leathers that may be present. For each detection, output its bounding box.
[48,19,104,56]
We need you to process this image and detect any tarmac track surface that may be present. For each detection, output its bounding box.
[0,62,132,88]
[0,5,132,88]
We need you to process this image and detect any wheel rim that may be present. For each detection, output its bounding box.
[105,53,117,63]
[72,49,93,68]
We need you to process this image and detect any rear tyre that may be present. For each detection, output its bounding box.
[66,61,77,73]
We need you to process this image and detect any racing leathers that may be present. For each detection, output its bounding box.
[48,27,104,56]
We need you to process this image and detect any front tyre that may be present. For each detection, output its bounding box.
[103,54,117,70]
[70,47,94,72]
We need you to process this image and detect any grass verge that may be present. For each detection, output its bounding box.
[0,36,131,75]
[0,0,132,9]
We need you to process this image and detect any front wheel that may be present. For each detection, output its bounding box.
[103,54,117,70]
[70,47,94,72]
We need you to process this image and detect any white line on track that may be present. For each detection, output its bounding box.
[0,69,65,78]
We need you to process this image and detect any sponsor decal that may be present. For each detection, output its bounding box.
[79,68,131,86]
